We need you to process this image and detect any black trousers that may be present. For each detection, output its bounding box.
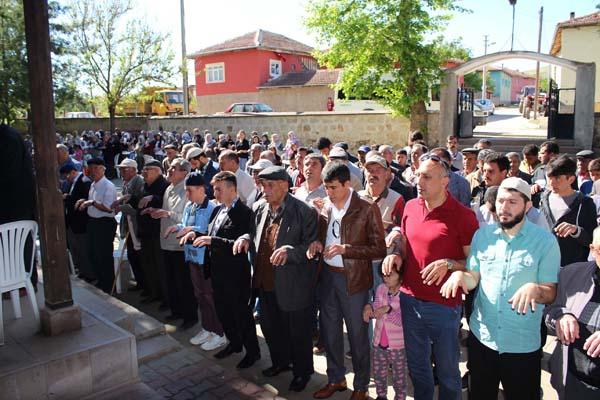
[87,217,117,293]
[140,235,166,300]
[126,235,143,290]
[163,250,197,323]
[468,333,541,400]
[212,271,259,357]
[258,289,314,377]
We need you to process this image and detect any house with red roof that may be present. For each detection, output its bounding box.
[549,11,600,112]
[187,30,337,113]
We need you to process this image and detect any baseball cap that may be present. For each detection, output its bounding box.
[329,147,348,160]
[358,145,371,154]
[364,155,388,169]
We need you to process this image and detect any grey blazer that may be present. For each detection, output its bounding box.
[241,194,318,312]
[544,261,598,399]
[119,174,144,238]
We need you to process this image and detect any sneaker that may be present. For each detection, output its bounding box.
[189,329,211,346]
[201,334,228,351]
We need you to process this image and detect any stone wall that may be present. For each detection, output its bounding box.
[594,113,600,152]
[148,111,441,151]
[258,86,336,113]
[14,117,148,135]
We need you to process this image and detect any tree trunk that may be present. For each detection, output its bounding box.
[409,100,428,134]
[108,104,116,134]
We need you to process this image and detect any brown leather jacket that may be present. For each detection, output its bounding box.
[318,191,387,295]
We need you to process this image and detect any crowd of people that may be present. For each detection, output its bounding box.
[54,126,600,400]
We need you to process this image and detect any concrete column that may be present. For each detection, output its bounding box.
[574,63,596,149]
[439,72,458,142]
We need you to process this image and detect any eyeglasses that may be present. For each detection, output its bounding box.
[419,153,450,170]
[332,219,341,239]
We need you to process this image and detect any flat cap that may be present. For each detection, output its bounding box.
[87,157,105,166]
[461,147,480,155]
[164,144,177,150]
[499,177,531,200]
[257,166,289,181]
[329,147,348,159]
[144,159,162,169]
[364,155,388,169]
[576,150,594,159]
[248,159,273,171]
[116,158,138,169]
[186,147,202,160]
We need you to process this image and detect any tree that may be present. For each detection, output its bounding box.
[68,0,174,134]
[0,0,83,124]
[306,0,466,133]
[463,71,495,94]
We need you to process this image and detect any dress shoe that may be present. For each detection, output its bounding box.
[349,390,368,400]
[164,313,182,322]
[312,343,325,355]
[236,353,260,369]
[313,380,348,399]
[180,320,197,330]
[262,365,292,377]
[289,375,311,392]
[214,344,241,360]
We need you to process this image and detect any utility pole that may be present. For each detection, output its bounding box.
[180,0,189,115]
[509,0,517,51]
[482,35,495,100]
[533,6,543,120]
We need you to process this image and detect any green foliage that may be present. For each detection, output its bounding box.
[463,71,494,93]
[305,0,467,128]
[68,0,175,131]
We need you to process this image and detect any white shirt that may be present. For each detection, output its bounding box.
[87,176,117,219]
[325,189,353,268]
[235,168,254,204]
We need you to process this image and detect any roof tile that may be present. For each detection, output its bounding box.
[259,69,341,88]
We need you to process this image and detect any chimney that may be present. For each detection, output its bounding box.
[570,12,575,20]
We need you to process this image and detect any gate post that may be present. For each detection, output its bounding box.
[439,72,458,139]
[574,63,596,149]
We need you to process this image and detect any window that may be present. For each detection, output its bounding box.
[205,63,225,83]
[269,59,282,79]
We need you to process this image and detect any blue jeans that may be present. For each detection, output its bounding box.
[368,260,383,342]
[400,293,462,400]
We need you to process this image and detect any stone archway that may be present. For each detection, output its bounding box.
[439,50,595,148]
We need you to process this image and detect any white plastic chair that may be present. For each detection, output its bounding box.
[0,220,40,345]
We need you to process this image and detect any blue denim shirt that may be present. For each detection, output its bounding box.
[467,219,560,353]
[177,198,216,264]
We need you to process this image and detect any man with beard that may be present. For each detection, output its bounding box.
[186,148,218,199]
[441,177,560,399]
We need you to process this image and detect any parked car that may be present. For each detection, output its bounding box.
[223,103,274,113]
[473,102,490,117]
[474,99,495,115]
[65,111,95,118]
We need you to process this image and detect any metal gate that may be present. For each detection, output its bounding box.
[547,79,575,139]
[457,88,474,138]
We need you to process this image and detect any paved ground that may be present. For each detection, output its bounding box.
[474,106,548,137]
[116,286,559,400]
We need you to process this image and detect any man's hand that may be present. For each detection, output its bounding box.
[554,222,578,238]
[311,198,324,213]
[421,259,449,286]
[179,231,196,246]
[556,314,580,345]
[233,238,250,255]
[385,230,402,248]
[164,225,178,238]
[75,199,85,209]
[111,200,121,211]
[270,247,288,266]
[193,236,212,248]
[323,244,345,260]
[140,207,156,216]
[508,282,540,314]
[78,199,94,210]
[583,331,600,358]
[373,305,391,319]
[175,226,193,238]
[306,241,323,259]
[382,254,402,275]
[138,195,153,209]
[531,183,542,195]
[362,304,374,322]
[440,271,469,298]
[150,209,170,219]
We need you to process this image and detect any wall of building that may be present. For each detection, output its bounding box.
[554,26,600,112]
[15,117,148,135]
[511,75,536,103]
[193,49,312,97]
[147,111,442,151]
[489,71,512,105]
[257,86,335,112]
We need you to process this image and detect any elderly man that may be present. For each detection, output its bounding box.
[137,159,169,304]
[576,150,595,195]
[234,166,318,392]
[462,147,481,192]
[311,162,386,400]
[402,143,427,187]
[246,143,263,173]
[162,144,179,172]
[383,154,479,400]
[147,158,197,328]
[446,135,463,172]
[506,151,532,183]
[112,158,145,291]
[76,158,118,293]
[57,143,82,192]
[219,150,254,204]
[246,159,273,205]
[545,226,600,399]
[442,177,560,399]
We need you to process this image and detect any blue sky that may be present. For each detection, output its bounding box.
[139,0,599,83]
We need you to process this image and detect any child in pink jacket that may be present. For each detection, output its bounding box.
[363,266,406,400]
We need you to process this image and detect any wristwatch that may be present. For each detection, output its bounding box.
[446,259,454,270]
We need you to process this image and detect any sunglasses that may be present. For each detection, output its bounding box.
[419,153,450,170]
